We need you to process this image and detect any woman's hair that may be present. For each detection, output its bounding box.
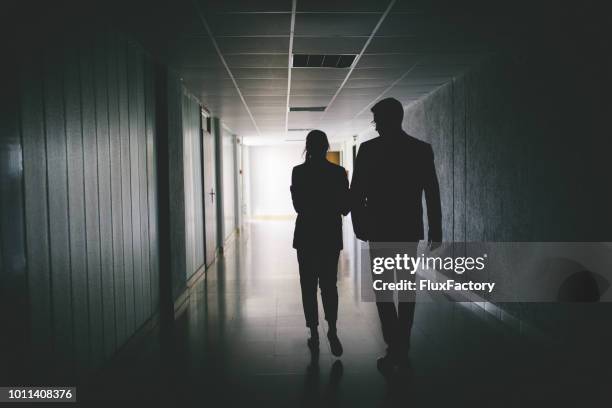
[304,129,329,162]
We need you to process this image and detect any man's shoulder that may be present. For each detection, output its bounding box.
[357,137,382,156]
[403,132,432,150]
[360,136,382,148]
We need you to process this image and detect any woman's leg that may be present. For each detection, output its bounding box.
[297,249,319,329]
[319,250,340,326]
[319,250,343,356]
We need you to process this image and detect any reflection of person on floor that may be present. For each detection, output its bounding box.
[350,97,442,373]
[291,130,349,357]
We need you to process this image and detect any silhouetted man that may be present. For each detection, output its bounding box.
[350,97,442,372]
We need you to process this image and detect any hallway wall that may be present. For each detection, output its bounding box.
[359,25,612,338]
[14,29,160,378]
[222,128,236,237]
[398,46,612,243]
[182,91,205,280]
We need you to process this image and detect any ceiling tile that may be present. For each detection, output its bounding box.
[217,37,289,53]
[293,37,366,54]
[289,95,332,107]
[291,68,349,81]
[232,68,288,79]
[297,0,388,12]
[197,0,291,12]
[290,79,343,90]
[225,54,289,68]
[350,67,407,79]
[208,13,291,36]
[356,53,422,68]
[237,78,289,90]
[294,13,381,37]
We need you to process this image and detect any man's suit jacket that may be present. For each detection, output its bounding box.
[291,159,350,250]
[350,131,442,242]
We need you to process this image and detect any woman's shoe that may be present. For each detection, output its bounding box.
[307,335,320,352]
[327,331,343,357]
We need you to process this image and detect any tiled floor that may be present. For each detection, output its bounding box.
[86,220,611,407]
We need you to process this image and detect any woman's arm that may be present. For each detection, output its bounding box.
[339,168,350,216]
[290,167,303,213]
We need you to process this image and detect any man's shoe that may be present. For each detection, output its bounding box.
[327,331,343,357]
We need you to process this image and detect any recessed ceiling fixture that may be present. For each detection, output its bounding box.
[289,106,326,112]
[292,54,356,68]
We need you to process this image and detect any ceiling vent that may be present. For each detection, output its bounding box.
[293,54,356,68]
[288,128,312,132]
[289,106,326,112]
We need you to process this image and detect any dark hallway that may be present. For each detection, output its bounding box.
[2,0,612,406]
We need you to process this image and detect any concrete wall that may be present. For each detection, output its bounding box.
[372,36,612,341]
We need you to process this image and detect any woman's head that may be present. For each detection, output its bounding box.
[304,130,329,162]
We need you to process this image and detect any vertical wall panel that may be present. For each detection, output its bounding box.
[63,45,90,373]
[193,105,204,269]
[182,92,204,278]
[127,43,143,326]
[79,39,104,368]
[167,76,186,300]
[213,118,225,245]
[136,49,151,322]
[107,31,126,346]
[20,61,53,366]
[183,93,195,277]
[452,78,466,243]
[18,28,163,378]
[222,129,236,238]
[94,33,116,358]
[0,58,28,379]
[145,62,159,311]
[117,37,135,336]
[43,50,74,368]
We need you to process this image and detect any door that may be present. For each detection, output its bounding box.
[201,110,217,267]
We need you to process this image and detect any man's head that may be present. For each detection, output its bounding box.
[371,97,404,136]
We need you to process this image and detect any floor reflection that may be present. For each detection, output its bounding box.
[86,220,612,407]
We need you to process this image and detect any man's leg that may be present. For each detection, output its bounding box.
[375,302,399,355]
[397,302,416,352]
[370,244,400,359]
[397,243,418,357]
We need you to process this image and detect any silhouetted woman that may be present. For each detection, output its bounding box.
[290,130,349,356]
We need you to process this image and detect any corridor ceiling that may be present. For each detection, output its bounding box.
[133,0,515,144]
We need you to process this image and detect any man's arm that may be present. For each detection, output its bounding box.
[424,144,442,245]
[350,145,369,240]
